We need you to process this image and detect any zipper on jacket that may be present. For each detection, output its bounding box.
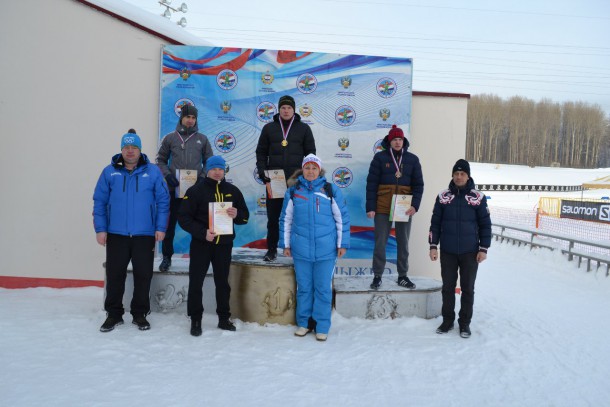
[136,175,139,192]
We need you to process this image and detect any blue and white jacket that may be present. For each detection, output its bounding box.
[93,153,170,236]
[429,178,491,255]
[279,174,350,261]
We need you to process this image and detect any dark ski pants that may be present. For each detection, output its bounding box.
[440,251,479,326]
[372,213,412,278]
[187,239,233,321]
[161,196,182,258]
[265,194,284,252]
[104,233,155,318]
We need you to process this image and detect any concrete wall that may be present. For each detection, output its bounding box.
[0,1,468,284]
[0,0,168,282]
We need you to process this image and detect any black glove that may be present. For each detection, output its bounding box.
[258,171,271,183]
[165,174,179,188]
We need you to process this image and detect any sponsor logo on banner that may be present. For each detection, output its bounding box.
[174,99,195,116]
[379,108,391,121]
[338,137,350,151]
[215,132,236,153]
[179,67,191,81]
[261,71,274,85]
[336,105,356,126]
[257,102,276,122]
[341,76,352,89]
[377,77,397,98]
[560,200,610,223]
[220,101,232,114]
[217,69,238,90]
[296,73,318,94]
[257,195,267,208]
[299,104,313,117]
[253,168,265,185]
[373,139,385,154]
[332,167,353,188]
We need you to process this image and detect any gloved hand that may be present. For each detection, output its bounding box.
[165,174,179,188]
[258,171,271,183]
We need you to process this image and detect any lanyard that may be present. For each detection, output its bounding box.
[176,131,194,150]
[279,116,295,147]
[390,148,403,178]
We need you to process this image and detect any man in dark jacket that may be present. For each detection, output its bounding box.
[429,159,491,338]
[255,95,316,261]
[366,125,424,290]
[93,129,170,332]
[177,155,249,336]
[156,104,213,272]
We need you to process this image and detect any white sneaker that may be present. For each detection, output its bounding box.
[294,327,311,337]
[315,333,328,341]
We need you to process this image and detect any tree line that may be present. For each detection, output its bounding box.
[466,94,610,168]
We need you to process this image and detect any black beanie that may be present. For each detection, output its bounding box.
[180,104,198,120]
[452,159,471,176]
[278,95,295,109]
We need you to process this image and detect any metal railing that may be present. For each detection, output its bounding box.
[492,223,610,276]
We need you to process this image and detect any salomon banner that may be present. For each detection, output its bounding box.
[160,46,413,267]
[560,200,610,223]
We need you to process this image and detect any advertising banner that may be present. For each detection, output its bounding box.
[160,46,412,268]
[560,199,610,224]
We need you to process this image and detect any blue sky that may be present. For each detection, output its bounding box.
[125,0,610,115]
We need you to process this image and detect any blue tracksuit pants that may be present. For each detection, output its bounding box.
[293,258,335,334]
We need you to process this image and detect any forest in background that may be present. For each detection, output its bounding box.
[466,94,610,168]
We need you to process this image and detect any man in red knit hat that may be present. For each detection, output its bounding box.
[365,125,424,290]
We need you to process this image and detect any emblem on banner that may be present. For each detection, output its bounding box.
[299,104,313,117]
[335,105,356,126]
[257,195,267,208]
[174,99,195,117]
[296,73,318,94]
[253,168,265,185]
[379,108,391,121]
[179,67,191,81]
[377,77,397,98]
[341,76,352,89]
[261,71,274,85]
[332,167,353,188]
[217,69,238,90]
[338,138,350,151]
[215,132,236,153]
[256,102,276,123]
[373,139,385,154]
[220,100,232,114]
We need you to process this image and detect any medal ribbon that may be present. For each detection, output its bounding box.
[390,148,403,174]
[176,131,195,149]
[279,116,295,144]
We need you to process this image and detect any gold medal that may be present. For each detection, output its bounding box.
[395,171,402,178]
[281,140,288,147]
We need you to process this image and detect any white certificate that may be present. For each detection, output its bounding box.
[389,194,412,222]
[264,169,287,199]
[176,169,198,198]
[208,202,233,235]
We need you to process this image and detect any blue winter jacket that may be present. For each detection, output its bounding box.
[279,175,350,261]
[93,153,170,236]
[428,178,492,255]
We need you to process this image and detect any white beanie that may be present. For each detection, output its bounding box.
[302,154,322,169]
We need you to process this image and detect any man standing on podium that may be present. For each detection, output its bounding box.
[255,95,316,262]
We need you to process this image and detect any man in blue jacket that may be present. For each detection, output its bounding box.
[93,129,170,333]
[429,159,491,338]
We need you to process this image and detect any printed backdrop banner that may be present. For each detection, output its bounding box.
[160,46,412,266]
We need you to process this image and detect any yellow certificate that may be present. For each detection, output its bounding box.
[264,169,287,199]
[208,202,233,235]
[389,194,412,222]
[176,169,198,198]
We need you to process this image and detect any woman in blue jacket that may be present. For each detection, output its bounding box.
[279,154,350,341]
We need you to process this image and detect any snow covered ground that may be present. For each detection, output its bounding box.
[1,163,610,407]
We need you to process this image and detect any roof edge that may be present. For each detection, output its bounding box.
[413,91,470,99]
[74,0,184,45]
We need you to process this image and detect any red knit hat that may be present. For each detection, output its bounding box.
[387,125,404,141]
